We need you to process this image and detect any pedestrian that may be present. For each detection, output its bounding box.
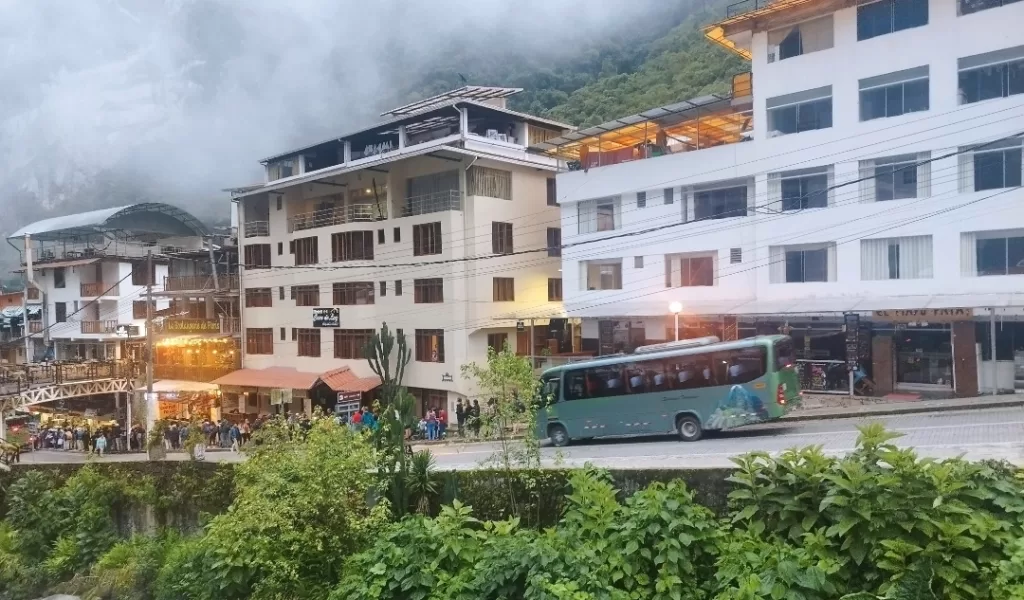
[241,420,251,446]
[360,407,377,432]
[456,399,466,437]
[438,406,448,440]
[165,423,176,451]
[179,423,190,451]
[470,399,481,437]
[425,407,437,441]
[230,422,241,452]
[95,432,107,457]
[219,419,231,448]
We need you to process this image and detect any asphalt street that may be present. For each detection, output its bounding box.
[13,406,1024,470]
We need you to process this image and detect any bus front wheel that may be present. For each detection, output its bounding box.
[676,415,703,442]
[548,424,570,447]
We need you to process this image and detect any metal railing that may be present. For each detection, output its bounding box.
[153,364,238,383]
[400,190,463,217]
[80,282,115,297]
[726,0,776,17]
[0,359,140,394]
[243,221,270,238]
[163,274,240,292]
[288,203,387,232]
[27,241,203,264]
[80,320,120,334]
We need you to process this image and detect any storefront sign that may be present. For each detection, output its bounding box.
[362,140,393,157]
[312,308,340,328]
[844,313,860,369]
[873,308,973,323]
[163,319,219,333]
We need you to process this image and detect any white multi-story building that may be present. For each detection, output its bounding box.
[534,0,1024,396]
[228,87,572,417]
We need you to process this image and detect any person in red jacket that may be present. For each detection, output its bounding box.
[438,407,448,439]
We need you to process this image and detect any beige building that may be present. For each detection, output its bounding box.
[229,87,575,416]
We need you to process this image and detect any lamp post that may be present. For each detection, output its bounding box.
[669,302,683,341]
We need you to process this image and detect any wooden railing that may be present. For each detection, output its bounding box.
[164,274,240,292]
[0,360,141,394]
[28,321,43,334]
[80,282,115,297]
[80,320,119,334]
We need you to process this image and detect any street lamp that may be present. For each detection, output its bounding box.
[669,302,683,341]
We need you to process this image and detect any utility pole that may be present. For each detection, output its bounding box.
[144,250,156,438]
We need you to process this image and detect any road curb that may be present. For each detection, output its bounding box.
[782,397,1024,422]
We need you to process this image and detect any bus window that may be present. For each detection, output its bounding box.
[632,360,669,393]
[721,347,767,384]
[540,375,561,405]
[565,370,587,400]
[587,365,625,397]
[667,355,705,389]
[774,338,796,371]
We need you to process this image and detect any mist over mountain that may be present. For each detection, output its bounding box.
[0,0,740,234]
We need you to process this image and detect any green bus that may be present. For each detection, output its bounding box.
[536,335,800,446]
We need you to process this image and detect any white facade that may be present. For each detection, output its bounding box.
[556,0,1024,338]
[235,93,567,414]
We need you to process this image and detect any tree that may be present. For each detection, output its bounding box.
[460,342,541,517]
[364,322,416,516]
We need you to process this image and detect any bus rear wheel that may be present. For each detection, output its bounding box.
[676,415,703,442]
[548,424,570,447]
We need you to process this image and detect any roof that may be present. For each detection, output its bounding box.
[14,257,100,273]
[541,336,785,373]
[382,86,522,117]
[212,367,320,390]
[9,203,208,242]
[317,367,381,393]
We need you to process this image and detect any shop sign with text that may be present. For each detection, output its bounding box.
[164,319,220,333]
[872,308,973,323]
[312,308,340,328]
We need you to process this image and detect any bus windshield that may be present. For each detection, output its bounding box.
[774,338,796,370]
[539,374,561,406]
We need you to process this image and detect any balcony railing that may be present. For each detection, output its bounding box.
[243,221,270,238]
[0,360,141,394]
[726,0,774,17]
[80,282,116,297]
[164,274,240,292]
[288,203,387,233]
[28,321,43,334]
[153,364,239,383]
[80,320,120,334]
[401,190,463,217]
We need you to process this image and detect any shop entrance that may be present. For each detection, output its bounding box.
[893,326,954,391]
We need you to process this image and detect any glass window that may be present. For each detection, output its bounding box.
[977,236,1024,275]
[666,354,717,389]
[960,0,1024,16]
[694,186,748,219]
[781,173,829,210]
[860,76,929,121]
[858,0,927,41]
[682,256,714,287]
[959,48,1024,104]
[596,202,616,231]
[774,338,796,370]
[875,158,918,200]
[540,374,561,405]
[768,96,833,136]
[636,191,646,208]
[586,262,622,290]
[785,248,828,282]
[564,370,588,401]
[974,147,1023,191]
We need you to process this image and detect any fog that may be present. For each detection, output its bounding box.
[0,0,691,228]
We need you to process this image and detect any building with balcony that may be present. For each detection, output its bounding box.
[539,0,1024,397]
[228,86,577,416]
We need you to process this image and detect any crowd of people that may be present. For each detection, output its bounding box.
[30,420,147,456]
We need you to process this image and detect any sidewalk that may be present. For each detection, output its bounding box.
[784,393,1024,422]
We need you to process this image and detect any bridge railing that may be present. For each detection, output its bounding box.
[0,360,141,396]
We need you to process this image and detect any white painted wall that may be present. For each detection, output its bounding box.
[557,0,1024,320]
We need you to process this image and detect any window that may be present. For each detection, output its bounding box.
[280,327,286,341]
[694,185,748,219]
[296,329,321,357]
[861,236,933,280]
[973,233,1024,276]
[730,248,743,264]
[768,15,834,61]
[246,328,273,355]
[857,0,927,41]
[776,168,829,210]
[664,187,674,205]
[492,277,515,301]
[960,0,1023,15]
[293,284,319,307]
[268,160,293,181]
[547,178,557,206]
[874,155,920,200]
[395,280,403,296]
[292,328,297,341]
[54,268,66,288]
[331,231,374,261]
[414,279,444,303]
[279,286,286,300]
[131,263,155,286]
[413,222,442,256]
[488,333,508,353]
[468,166,512,199]
[377,229,385,244]
[293,236,319,265]
[548,278,563,301]
[277,242,283,255]
[244,244,272,269]
[132,301,154,319]
[634,256,644,269]
[636,191,646,208]
[547,228,562,257]
[492,222,514,254]
[767,87,832,136]
[276,195,283,211]
[333,282,375,305]
[584,261,622,290]
[578,198,619,234]
[968,139,1023,191]
[665,254,715,287]
[860,66,930,120]
[55,302,67,323]
[245,288,273,308]
[415,329,445,362]
[772,244,834,283]
[379,281,387,297]
[394,227,401,243]
[959,46,1024,105]
[334,329,373,359]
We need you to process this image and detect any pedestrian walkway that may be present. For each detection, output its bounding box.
[786,393,1023,422]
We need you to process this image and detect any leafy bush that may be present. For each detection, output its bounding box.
[54,532,182,600]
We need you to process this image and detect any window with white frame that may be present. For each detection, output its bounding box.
[770,243,836,283]
[959,0,1023,16]
[767,15,834,62]
[859,66,930,121]
[664,253,716,287]
[769,166,831,211]
[693,184,749,220]
[767,86,833,136]
[958,45,1024,104]
[959,137,1023,192]
[860,153,929,201]
[861,236,933,280]
[583,260,622,290]
[577,198,620,234]
[857,0,928,41]
[962,230,1024,276]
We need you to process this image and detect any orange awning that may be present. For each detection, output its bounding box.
[317,367,381,393]
[212,367,320,390]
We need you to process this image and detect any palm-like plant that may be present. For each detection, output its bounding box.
[405,450,440,515]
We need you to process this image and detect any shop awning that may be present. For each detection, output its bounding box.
[317,367,381,394]
[152,380,220,394]
[212,367,320,390]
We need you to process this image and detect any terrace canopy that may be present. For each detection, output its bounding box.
[8,203,208,242]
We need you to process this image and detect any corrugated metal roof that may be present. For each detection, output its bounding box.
[8,203,207,241]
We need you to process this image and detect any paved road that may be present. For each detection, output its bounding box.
[13,407,1024,470]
